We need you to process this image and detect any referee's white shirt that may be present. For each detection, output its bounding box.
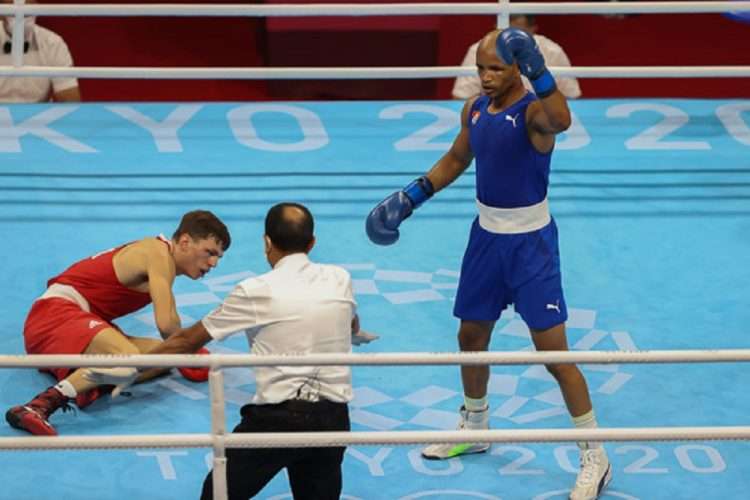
[202,253,356,405]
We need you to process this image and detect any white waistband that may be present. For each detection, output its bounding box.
[38,283,91,312]
[476,197,551,234]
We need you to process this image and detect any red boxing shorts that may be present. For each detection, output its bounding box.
[24,298,113,380]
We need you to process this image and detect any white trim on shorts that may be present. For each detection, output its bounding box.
[476,197,551,234]
[37,283,91,312]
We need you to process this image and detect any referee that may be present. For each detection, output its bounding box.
[148,202,373,499]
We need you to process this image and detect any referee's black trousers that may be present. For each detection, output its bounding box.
[201,399,350,500]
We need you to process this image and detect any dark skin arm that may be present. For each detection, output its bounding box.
[525,88,572,153]
[423,97,478,192]
[106,321,210,397]
[147,320,212,355]
[150,311,373,355]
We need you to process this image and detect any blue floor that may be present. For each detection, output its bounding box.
[1,99,749,499]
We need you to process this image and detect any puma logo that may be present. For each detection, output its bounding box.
[546,301,561,313]
[505,113,520,128]
[88,320,104,329]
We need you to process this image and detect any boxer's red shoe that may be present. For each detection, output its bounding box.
[5,386,73,436]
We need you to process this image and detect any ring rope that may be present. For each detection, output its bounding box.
[0,65,748,80]
[2,2,748,78]
[3,427,750,451]
[0,2,748,17]
[2,4,746,498]
[2,349,750,370]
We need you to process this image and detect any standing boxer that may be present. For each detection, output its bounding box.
[366,28,611,500]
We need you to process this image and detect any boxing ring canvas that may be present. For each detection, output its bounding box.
[0,99,749,499]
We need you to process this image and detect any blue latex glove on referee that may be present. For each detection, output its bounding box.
[496,27,557,98]
[366,176,434,245]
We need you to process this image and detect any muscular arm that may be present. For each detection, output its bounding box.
[148,321,212,355]
[496,28,571,143]
[365,101,475,246]
[527,91,571,135]
[425,98,476,192]
[145,243,182,339]
[525,91,572,152]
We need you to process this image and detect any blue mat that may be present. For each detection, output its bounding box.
[1,99,749,500]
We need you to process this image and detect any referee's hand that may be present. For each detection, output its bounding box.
[352,330,380,346]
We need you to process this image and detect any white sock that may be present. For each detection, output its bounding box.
[572,409,602,450]
[54,380,78,398]
[464,395,488,412]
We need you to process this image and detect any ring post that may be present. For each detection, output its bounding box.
[209,367,228,500]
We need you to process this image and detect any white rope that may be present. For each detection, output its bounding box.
[0,434,212,450]
[0,65,748,80]
[223,427,750,447]
[0,2,748,17]
[0,2,746,80]
[2,349,750,369]
[2,427,750,451]
[552,66,750,78]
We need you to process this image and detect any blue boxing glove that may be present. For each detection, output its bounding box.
[366,176,434,245]
[496,27,557,98]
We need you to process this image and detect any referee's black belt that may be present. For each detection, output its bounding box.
[246,398,347,414]
[279,398,347,412]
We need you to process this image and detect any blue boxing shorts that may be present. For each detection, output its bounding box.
[453,217,567,330]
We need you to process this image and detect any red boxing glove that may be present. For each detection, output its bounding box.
[177,347,210,382]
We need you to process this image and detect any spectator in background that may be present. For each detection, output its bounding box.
[0,0,80,102]
[452,14,581,100]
